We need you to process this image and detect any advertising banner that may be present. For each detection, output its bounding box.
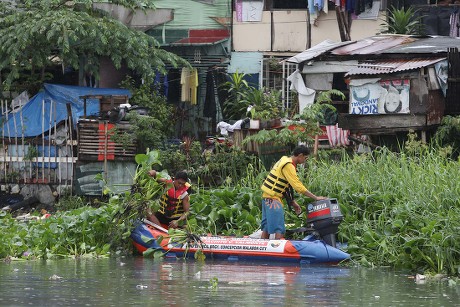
[350,79,410,115]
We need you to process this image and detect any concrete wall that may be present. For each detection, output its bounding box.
[232,10,385,52]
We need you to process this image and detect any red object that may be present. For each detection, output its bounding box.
[318,126,329,141]
[307,208,331,219]
[171,29,230,45]
[287,125,328,140]
[98,123,115,161]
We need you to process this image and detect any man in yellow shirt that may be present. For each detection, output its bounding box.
[260,145,327,239]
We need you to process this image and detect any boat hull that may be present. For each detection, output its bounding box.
[130,222,350,264]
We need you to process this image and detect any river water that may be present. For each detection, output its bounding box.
[0,257,458,306]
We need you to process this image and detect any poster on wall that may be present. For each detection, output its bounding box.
[235,0,264,22]
[349,79,410,115]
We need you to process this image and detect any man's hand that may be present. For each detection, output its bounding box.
[169,220,178,229]
[315,196,328,201]
[148,170,157,177]
[292,201,302,215]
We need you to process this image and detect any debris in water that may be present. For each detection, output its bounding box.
[136,284,148,289]
[49,274,63,280]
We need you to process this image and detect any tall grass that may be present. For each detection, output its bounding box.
[303,146,460,275]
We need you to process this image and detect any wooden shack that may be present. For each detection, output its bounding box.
[286,35,460,147]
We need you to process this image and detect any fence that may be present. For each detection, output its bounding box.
[0,98,75,186]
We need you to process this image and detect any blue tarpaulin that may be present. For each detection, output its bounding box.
[1,83,131,138]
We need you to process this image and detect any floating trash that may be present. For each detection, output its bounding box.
[49,274,63,280]
[136,284,148,289]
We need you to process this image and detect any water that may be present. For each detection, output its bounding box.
[0,257,458,306]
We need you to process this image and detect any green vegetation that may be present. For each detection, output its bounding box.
[0,0,189,93]
[380,6,424,35]
[221,71,284,120]
[243,89,342,147]
[1,132,460,277]
[311,145,460,276]
[115,77,177,152]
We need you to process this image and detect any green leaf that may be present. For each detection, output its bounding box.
[141,234,154,244]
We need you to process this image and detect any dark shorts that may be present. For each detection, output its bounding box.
[155,212,176,225]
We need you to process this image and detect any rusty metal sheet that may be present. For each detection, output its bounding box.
[286,40,353,63]
[345,58,446,76]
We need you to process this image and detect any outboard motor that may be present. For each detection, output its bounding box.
[306,198,343,248]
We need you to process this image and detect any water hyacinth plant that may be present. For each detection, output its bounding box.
[1,139,460,277]
[303,144,460,276]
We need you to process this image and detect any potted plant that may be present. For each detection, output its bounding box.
[245,87,283,129]
[243,89,345,148]
[380,6,424,35]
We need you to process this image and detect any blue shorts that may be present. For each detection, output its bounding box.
[260,198,285,235]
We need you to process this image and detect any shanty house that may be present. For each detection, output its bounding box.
[286,35,460,147]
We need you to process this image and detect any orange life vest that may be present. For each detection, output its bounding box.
[158,180,190,218]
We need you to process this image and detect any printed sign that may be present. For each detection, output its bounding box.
[235,0,264,22]
[173,237,287,253]
[350,79,410,115]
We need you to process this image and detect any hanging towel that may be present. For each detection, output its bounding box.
[181,67,191,102]
[325,124,350,147]
[190,68,199,105]
[450,11,460,38]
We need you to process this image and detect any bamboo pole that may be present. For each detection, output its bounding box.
[19,97,26,183]
[66,103,74,195]
[12,102,19,183]
[5,99,12,183]
[313,122,319,157]
[53,100,57,183]
[63,112,67,186]
[104,121,108,183]
[48,99,53,183]
[42,98,45,182]
[1,100,6,182]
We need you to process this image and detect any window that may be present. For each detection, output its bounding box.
[266,0,308,9]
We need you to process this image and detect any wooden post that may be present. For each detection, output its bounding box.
[335,7,351,42]
[66,103,74,195]
[421,130,427,143]
[104,121,108,183]
[313,122,320,157]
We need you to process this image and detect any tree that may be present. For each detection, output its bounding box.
[0,0,189,92]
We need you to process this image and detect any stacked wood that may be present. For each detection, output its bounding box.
[77,119,137,161]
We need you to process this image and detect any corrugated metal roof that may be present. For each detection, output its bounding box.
[169,29,229,46]
[381,36,460,54]
[331,35,416,55]
[287,35,460,65]
[286,40,353,63]
[345,58,446,76]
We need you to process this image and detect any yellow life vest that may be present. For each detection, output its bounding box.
[261,156,292,199]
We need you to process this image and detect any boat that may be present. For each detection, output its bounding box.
[130,219,350,264]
